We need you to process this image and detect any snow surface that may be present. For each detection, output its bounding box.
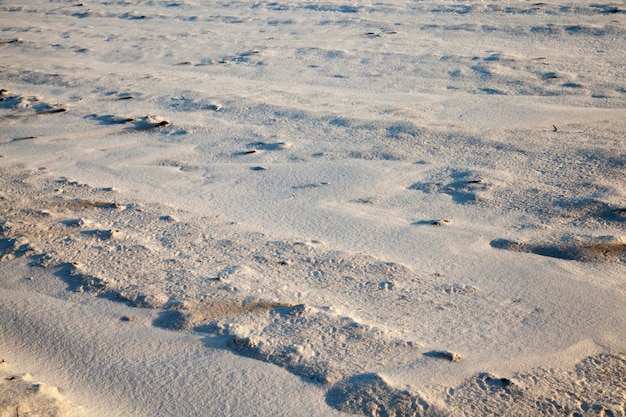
[1,0,625,416]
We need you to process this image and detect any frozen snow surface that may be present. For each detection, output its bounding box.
[1,0,625,416]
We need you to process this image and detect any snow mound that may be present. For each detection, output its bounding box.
[491,235,626,263]
[0,362,85,417]
[326,373,442,417]
[221,303,415,384]
[447,353,626,416]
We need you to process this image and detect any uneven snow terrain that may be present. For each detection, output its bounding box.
[1,1,625,416]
